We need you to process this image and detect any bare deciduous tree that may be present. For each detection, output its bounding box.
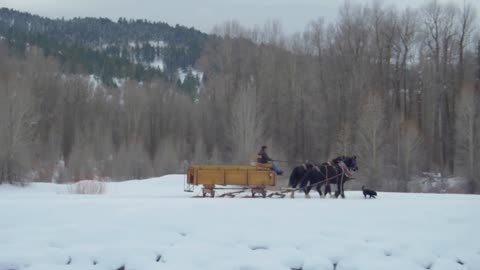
[397,120,424,191]
[356,93,387,187]
[229,82,265,163]
[0,47,36,184]
[456,85,479,192]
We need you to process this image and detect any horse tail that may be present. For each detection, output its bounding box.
[299,169,312,188]
[288,167,297,187]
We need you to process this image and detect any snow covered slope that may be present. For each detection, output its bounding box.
[0,175,479,270]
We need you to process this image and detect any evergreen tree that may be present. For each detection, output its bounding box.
[0,8,207,86]
[180,70,200,100]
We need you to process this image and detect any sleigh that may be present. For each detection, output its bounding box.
[185,164,277,198]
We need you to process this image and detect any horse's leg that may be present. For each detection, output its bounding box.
[340,174,345,199]
[304,186,311,199]
[335,180,341,198]
[289,172,296,188]
[289,176,297,198]
[324,184,331,198]
[290,180,296,199]
[319,183,327,198]
[316,183,322,198]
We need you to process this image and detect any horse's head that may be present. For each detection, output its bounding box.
[304,163,313,170]
[342,156,358,171]
[331,156,345,165]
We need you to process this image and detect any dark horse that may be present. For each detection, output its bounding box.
[300,156,358,198]
[289,157,345,189]
[288,163,314,188]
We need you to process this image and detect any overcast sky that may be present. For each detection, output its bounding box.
[1,0,478,34]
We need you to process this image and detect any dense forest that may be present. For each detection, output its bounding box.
[0,8,207,86]
[0,1,479,193]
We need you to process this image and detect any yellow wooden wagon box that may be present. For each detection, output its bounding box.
[186,164,277,197]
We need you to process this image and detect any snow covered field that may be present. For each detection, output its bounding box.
[0,175,479,270]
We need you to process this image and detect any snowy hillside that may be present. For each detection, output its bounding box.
[0,175,479,270]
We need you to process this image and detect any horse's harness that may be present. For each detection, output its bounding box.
[313,163,334,186]
[312,161,352,186]
[338,161,353,178]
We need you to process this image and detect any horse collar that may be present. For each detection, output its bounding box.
[339,161,352,177]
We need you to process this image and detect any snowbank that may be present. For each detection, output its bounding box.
[0,175,479,270]
[408,173,470,193]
